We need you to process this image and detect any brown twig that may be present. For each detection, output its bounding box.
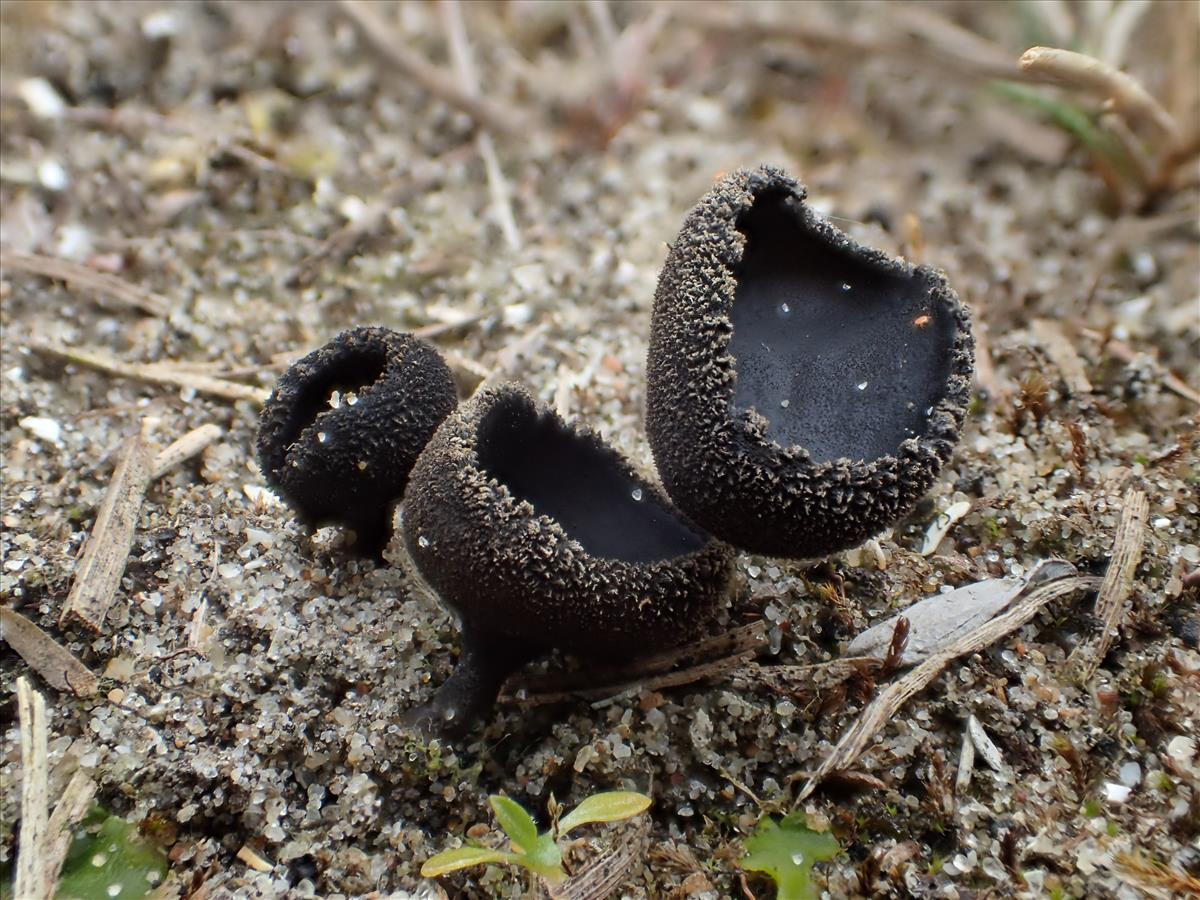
[795,572,1099,802]
[337,0,520,137]
[1,607,99,696]
[33,342,268,404]
[1066,488,1149,681]
[59,422,156,632]
[1,249,171,317]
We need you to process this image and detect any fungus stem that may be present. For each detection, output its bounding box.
[406,629,538,736]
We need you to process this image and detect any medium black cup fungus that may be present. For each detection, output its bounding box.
[401,383,734,733]
[646,166,974,559]
[256,326,457,559]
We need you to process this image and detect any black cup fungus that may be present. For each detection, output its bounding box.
[256,326,457,559]
[401,383,734,732]
[646,166,974,559]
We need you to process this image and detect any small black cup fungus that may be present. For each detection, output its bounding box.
[256,326,457,558]
[646,166,974,559]
[401,383,733,731]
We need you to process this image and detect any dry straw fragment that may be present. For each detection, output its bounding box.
[237,845,275,873]
[16,677,50,900]
[500,622,766,705]
[1,607,99,696]
[151,423,224,479]
[796,571,1100,802]
[1030,318,1093,395]
[34,342,268,404]
[60,423,156,632]
[338,0,520,137]
[1113,850,1200,898]
[1066,487,1149,681]
[44,770,97,891]
[0,249,171,317]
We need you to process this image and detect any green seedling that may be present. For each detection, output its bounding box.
[421,790,651,885]
[990,82,1140,185]
[741,813,839,900]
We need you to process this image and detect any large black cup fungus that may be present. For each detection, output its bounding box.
[257,326,457,559]
[401,382,734,732]
[646,166,974,559]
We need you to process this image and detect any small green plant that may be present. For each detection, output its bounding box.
[421,790,650,886]
[56,808,168,900]
[740,813,839,900]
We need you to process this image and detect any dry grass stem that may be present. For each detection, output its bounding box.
[888,6,1019,79]
[1099,111,1155,187]
[1030,319,1093,395]
[34,342,268,404]
[1066,488,1149,681]
[16,676,51,900]
[44,770,97,892]
[955,724,975,795]
[0,249,171,317]
[1113,850,1200,898]
[1019,46,1181,146]
[150,423,224,480]
[675,3,1018,81]
[500,623,767,706]
[1097,0,1152,70]
[284,143,475,288]
[338,0,520,138]
[59,422,156,632]
[1102,338,1200,405]
[1,607,99,696]
[440,0,522,251]
[731,656,881,692]
[795,572,1100,802]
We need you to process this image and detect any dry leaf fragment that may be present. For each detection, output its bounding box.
[1,607,99,696]
[847,560,1077,666]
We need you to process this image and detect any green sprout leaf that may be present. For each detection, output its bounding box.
[741,814,839,900]
[420,846,518,877]
[489,795,539,854]
[421,790,649,887]
[519,834,565,884]
[557,791,652,837]
[55,809,169,900]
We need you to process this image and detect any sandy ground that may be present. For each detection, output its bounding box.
[2,2,1198,898]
